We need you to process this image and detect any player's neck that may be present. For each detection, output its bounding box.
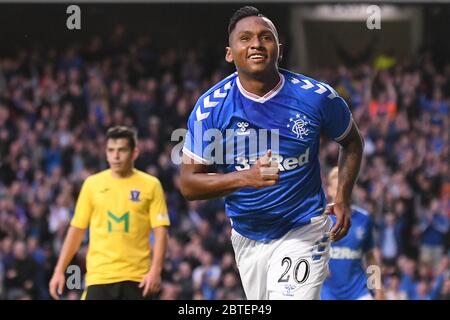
[110,167,134,179]
[237,70,281,97]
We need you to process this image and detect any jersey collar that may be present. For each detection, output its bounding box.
[236,73,285,103]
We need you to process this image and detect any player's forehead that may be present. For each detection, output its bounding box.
[106,138,131,149]
[232,15,278,38]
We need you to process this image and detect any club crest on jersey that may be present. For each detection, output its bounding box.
[287,114,309,140]
[130,190,141,202]
[236,121,250,135]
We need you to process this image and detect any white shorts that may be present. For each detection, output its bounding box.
[231,213,332,300]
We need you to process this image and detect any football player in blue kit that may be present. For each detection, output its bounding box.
[321,167,385,300]
[179,6,364,299]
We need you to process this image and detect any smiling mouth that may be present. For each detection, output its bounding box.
[248,54,267,62]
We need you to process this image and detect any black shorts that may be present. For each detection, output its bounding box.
[85,281,155,300]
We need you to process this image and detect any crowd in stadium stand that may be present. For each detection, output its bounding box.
[0,26,449,300]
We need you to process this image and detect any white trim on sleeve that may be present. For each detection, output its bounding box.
[334,116,353,143]
[182,146,213,165]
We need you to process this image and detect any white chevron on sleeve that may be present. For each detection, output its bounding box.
[196,107,210,121]
[327,92,337,99]
[321,82,338,99]
[290,77,300,84]
[213,88,227,98]
[195,81,232,121]
[314,83,327,95]
[301,79,314,89]
[203,95,219,109]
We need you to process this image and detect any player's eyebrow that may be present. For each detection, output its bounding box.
[237,29,275,37]
[258,30,275,37]
[236,30,253,36]
[107,146,127,151]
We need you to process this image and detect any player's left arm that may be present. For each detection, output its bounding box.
[364,248,386,300]
[321,88,364,242]
[331,122,364,242]
[139,226,169,297]
[140,179,170,297]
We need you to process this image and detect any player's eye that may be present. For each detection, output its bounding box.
[240,36,250,41]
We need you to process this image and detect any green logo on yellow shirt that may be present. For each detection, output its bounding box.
[107,211,129,233]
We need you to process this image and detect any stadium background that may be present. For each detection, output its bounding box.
[0,1,448,300]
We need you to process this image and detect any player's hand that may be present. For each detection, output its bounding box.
[242,149,279,188]
[49,272,66,300]
[139,269,161,297]
[326,202,352,242]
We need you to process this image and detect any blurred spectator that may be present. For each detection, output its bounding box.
[418,199,449,271]
[48,194,71,235]
[379,213,402,263]
[159,282,180,300]
[27,236,47,299]
[192,251,221,300]
[369,90,397,122]
[385,273,408,300]
[409,257,448,300]
[216,272,245,300]
[373,49,397,71]
[397,256,417,299]
[439,278,450,300]
[4,241,37,299]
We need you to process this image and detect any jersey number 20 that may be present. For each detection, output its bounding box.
[277,257,310,284]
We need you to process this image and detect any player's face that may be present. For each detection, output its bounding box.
[226,16,282,77]
[106,138,138,176]
[327,176,338,201]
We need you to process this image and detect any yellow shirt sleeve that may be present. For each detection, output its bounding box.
[149,178,170,228]
[71,178,93,229]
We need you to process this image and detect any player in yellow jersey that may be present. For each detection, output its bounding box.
[49,126,170,300]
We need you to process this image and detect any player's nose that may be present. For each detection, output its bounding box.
[249,37,263,49]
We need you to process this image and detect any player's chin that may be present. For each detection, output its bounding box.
[111,167,124,174]
[243,65,272,77]
[246,61,277,75]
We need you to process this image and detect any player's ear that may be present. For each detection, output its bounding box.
[225,46,233,63]
[132,147,140,161]
[278,43,284,63]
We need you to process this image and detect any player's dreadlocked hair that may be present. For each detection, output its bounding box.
[228,6,265,35]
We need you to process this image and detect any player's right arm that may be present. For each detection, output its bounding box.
[180,150,279,200]
[49,178,93,300]
[49,226,86,300]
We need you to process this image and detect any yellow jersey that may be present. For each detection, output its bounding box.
[71,169,170,286]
